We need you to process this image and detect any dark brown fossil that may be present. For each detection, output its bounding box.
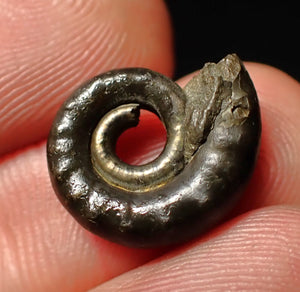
[47,54,261,248]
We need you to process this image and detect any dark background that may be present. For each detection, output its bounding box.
[165,1,299,81]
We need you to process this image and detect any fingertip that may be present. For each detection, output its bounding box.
[0,0,173,155]
[93,206,300,291]
[240,63,300,209]
[0,143,163,291]
[245,62,300,100]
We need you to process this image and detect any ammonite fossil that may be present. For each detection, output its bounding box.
[47,54,261,248]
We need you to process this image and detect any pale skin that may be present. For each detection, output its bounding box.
[0,1,300,291]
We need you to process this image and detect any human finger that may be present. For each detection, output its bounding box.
[92,206,300,291]
[0,144,165,291]
[236,63,300,211]
[0,0,173,155]
[1,63,299,291]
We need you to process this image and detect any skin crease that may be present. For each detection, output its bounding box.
[0,0,300,291]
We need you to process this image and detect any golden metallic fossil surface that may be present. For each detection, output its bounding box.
[47,54,261,248]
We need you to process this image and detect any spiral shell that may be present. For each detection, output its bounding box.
[47,54,261,248]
